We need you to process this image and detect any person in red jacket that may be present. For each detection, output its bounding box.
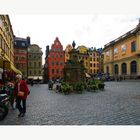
[14,74,29,117]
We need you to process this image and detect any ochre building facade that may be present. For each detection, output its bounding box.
[103,21,140,79]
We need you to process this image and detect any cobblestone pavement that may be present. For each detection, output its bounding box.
[0,81,140,125]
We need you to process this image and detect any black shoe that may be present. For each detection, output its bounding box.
[18,113,22,117]
[21,113,25,117]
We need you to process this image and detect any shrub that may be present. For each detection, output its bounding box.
[75,82,84,94]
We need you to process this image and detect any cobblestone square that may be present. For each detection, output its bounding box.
[0,81,140,125]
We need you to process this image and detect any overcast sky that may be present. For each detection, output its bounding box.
[9,15,139,64]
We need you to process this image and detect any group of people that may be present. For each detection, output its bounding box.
[1,74,29,118]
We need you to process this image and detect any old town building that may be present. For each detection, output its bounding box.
[76,45,90,73]
[65,44,72,62]
[27,44,43,81]
[0,15,21,82]
[88,47,101,74]
[14,36,30,79]
[103,21,140,79]
[47,37,65,81]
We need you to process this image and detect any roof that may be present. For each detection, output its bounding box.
[103,22,140,51]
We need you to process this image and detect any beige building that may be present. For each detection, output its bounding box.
[28,44,43,81]
[103,21,140,79]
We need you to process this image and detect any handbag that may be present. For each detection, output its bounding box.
[17,91,25,97]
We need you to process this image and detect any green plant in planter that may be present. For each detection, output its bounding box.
[98,81,105,90]
[75,82,84,94]
[60,82,72,95]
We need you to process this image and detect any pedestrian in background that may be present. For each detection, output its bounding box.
[14,74,29,117]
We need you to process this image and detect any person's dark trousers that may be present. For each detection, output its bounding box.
[16,97,26,114]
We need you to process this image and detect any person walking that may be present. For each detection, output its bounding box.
[14,74,29,117]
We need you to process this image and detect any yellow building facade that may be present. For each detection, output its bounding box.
[89,50,100,74]
[76,45,90,73]
[103,22,140,79]
[65,44,72,62]
[0,15,21,80]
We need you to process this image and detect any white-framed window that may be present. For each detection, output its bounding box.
[106,51,110,56]
[21,42,26,46]
[114,48,118,54]
[121,44,127,52]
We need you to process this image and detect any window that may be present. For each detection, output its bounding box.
[39,70,41,74]
[60,62,63,66]
[122,63,127,75]
[106,51,110,56]
[54,48,56,51]
[131,61,137,74]
[34,55,36,59]
[90,63,92,67]
[39,62,41,67]
[34,62,36,67]
[29,70,32,75]
[56,69,59,74]
[21,42,26,46]
[131,41,136,52]
[29,62,32,67]
[60,54,63,58]
[94,64,95,67]
[34,70,36,75]
[21,50,25,53]
[28,55,31,58]
[90,69,92,73]
[58,48,60,51]
[52,54,54,58]
[114,48,118,54]
[21,56,25,60]
[90,58,92,61]
[52,69,54,74]
[121,44,126,52]
[56,54,58,58]
[52,61,54,66]
[56,62,59,66]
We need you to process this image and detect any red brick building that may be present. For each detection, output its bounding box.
[47,37,65,81]
[14,36,30,79]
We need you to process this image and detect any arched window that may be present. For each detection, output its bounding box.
[121,63,127,75]
[131,61,137,74]
[114,64,119,75]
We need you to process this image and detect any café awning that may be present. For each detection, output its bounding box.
[28,76,43,80]
[0,60,22,75]
[85,73,91,78]
[11,64,22,75]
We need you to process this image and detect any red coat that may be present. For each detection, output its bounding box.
[14,80,29,100]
